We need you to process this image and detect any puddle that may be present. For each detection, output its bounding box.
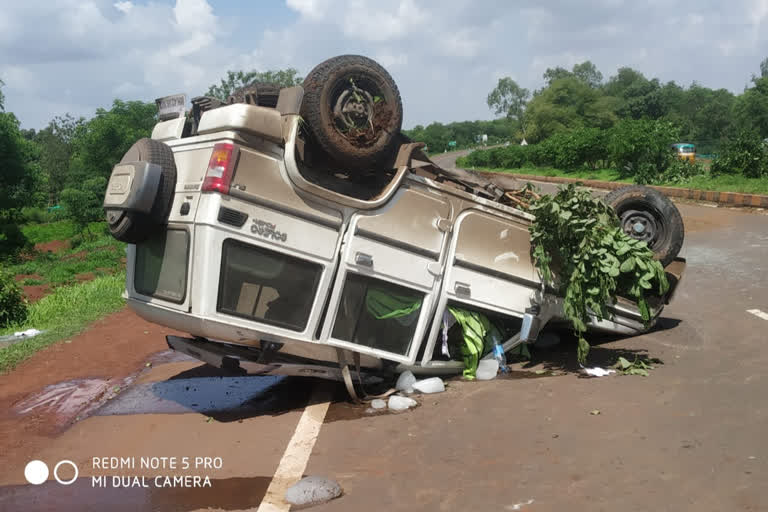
[0,476,271,512]
[95,375,318,421]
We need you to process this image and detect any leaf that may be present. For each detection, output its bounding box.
[617,356,632,369]
[619,257,636,273]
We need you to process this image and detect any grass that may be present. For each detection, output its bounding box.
[21,220,105,245]
[470,165,768,195]
[10,223,126,286]
[661,174,768,195]
[0,273,127,373]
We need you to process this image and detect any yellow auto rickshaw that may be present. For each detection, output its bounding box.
[671,143,696,162]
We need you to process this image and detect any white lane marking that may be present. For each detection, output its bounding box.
[256,386,332,512]
[747,309,768,321]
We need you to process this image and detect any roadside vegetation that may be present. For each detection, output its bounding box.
[441,57,768,192]
[0,273,126,373]
[457,125,768,195]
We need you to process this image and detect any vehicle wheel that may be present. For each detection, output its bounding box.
[603,185,684,267]
[227,82,281,108]
[301,55,403,169]
[106,138,177,244]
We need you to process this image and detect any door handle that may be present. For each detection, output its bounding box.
[454,282,471,296]
[355,252,373,267]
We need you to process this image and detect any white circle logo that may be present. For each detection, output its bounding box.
[53,460,78,485]
[24,460,49,485]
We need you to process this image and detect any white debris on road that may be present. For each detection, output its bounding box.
[395,370,416,393]
[747,309,768,321]
[388,395,418,412]
[506,498,535,510]
[583,367,616,377]
[412,377,445,394]
[370,399,387,409]
[476,359,499,380]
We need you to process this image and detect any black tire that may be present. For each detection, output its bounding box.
[301,55,403,169]
[106,138,177,244]
[603,185,684,267]
[227,82,281,108]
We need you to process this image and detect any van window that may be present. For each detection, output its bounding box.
[218,239,322,331]
[332,274,424,356]
[135,229,189,303]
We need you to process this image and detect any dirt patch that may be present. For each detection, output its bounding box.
[34,240,68,253]
[22,284,51,303]
[0,308,185,477]
[63,250,88,261]
[14,273,42,283]
[75,272,95,283]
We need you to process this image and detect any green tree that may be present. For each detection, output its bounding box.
[710,130,768,178]
[572,61,603,88]
[36,114,86,205]
[542,66,573,86]
[735,76,768,138]
[68,100,157,186]
[761,57,768,79]
[525,77,618,141]
[486,77,530,135]
[0,109,40,257]
[607,119,680,183]
[206,68,303,101]
[60,177,108,236]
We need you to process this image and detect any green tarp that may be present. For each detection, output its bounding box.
[364,288,527,378]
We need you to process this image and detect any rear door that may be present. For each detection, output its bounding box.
[319,185,451,364]
[194,145,346,341]
[418,207,541,363]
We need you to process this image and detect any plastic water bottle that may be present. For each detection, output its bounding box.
[491,332,509,373]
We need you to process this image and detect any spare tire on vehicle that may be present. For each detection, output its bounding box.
[603,185,684,267]
[301,55,403,169]
[105,138,177,244]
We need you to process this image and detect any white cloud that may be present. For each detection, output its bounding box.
[1,0,768,131]
[114,1,133,14]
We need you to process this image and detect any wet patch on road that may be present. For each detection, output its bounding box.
[12,379,114,429]
[94,374,320,421]
[0,476,272,512]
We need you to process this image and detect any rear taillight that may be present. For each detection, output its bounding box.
[202,143,237,194]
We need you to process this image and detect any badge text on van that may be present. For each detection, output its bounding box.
[251,219,287,242]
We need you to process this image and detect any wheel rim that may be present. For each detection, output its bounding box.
[333,80,375,131]
[619,208,665,247]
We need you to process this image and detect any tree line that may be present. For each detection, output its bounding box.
[0,70,302,259]
[484,58,768,154]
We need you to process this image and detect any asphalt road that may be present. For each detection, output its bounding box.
[1,152,767,511]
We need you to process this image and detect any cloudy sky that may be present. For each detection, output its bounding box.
[1,0,767,130]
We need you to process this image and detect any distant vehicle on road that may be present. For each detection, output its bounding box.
[671,143,696,162]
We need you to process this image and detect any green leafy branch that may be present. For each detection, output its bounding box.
[528,185,669,363]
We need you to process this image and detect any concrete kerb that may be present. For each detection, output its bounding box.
[479,171,768,208]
